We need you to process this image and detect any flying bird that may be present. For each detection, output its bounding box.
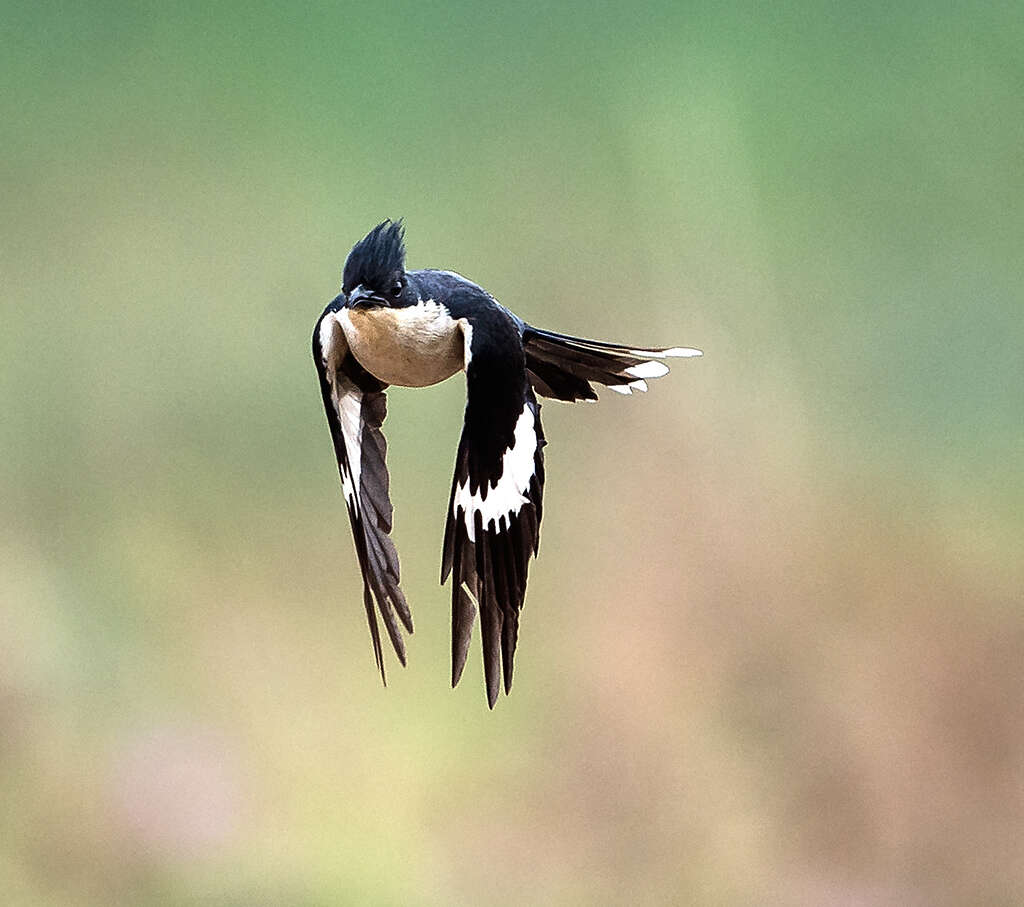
[312,221,701,706]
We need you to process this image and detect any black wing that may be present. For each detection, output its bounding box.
[441,307,546,707]
[523,324,702,402]
[313,307,413,682]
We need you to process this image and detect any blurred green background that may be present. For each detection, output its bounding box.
[3,2,1022,904]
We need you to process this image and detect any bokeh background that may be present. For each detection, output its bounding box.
[3,3,1022,904]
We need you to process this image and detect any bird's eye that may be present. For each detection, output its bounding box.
[392,278,404,295]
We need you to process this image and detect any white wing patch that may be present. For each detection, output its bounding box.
[335,387,362,509]
[453,403,537,542]
[458,318,473,370]
[320,312,363,510]
[318,312,340,368]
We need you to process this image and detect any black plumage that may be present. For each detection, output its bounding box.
[313,220,701,706]
[342,220,407,297]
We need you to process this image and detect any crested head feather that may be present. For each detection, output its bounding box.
[342,219,406,294]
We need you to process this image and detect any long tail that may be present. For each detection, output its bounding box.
[522,325,701,402]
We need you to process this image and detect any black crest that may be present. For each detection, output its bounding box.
[342,220,406,294]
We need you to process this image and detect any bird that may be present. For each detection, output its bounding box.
[312,220,701,707]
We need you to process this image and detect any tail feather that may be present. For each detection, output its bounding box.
[523,325,701,402]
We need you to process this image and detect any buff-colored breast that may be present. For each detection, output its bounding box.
[337,300,465,387]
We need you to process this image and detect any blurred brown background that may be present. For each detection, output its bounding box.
[3,3,1022,904]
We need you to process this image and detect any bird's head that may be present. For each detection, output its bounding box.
[341,219,409,309]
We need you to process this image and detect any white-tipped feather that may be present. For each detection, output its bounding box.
[608,346,703,360]
[625,360,669,379]
[616,346,702,359]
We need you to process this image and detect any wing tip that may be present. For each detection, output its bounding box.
[451,582,476,688]
[485,666,500,708]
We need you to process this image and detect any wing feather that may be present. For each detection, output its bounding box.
[313,308,412,682]
[523,324,701,401]
[442,313,545,707]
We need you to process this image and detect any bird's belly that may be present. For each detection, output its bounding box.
[338,301,464,387]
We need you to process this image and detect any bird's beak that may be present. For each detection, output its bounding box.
[346,285,385,309]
